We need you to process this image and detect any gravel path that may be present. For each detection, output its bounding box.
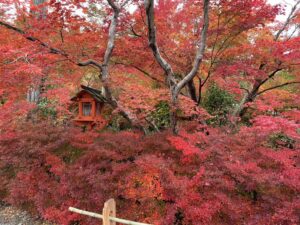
[0,204,53,225]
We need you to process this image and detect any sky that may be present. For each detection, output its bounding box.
[3,0,298,23]
[268,0,298,21]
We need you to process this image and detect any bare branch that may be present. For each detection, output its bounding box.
[244,68,282,101]
[0,21,103,69]
[77,59,103,69]
[112,60,164,84]
[129,24,142,37]
[256,81,300,96]
[287,24,300,40]
[210,8,221,63]
[239,87,250,94]
[121,0,131,8]
[259,67,283,87]
[201,70,212,88]
[0,21,68,56]
[274,0,300,40]
[197,76,202,105]
[175,0,210,94]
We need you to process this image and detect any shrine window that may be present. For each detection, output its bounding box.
[82,102,92,116]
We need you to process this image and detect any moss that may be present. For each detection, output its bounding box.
[1,164,16,179]
[235,183,258,202]
[257,160,282,171]
[214,211,234,224]
[151,81,162,89]
[52,143,84,164]
[0,164,16,200]
[267,133,295,150]
[0,188,8,200]
[155,199,166,215]
[258,183,296,201]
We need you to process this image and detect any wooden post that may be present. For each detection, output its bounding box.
[103,198,116,225]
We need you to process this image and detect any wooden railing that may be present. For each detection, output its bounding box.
[69,199,152,225]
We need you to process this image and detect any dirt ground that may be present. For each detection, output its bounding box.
[0,204,53,225]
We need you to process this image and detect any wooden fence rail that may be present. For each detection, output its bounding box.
[69,199,152,225]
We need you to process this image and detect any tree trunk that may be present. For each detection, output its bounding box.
[170,89,179,134]
[144,0,210,134]
[187,79,197,102]
[232,94,248,117]
[233,81,260,117]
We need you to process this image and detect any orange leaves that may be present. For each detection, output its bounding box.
[167,135,199,156]
[167,130,210,163]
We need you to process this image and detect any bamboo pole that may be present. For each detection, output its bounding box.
[68,207,152,225]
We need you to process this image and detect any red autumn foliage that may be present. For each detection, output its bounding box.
[0,0,299,224]
[0,117,299,224]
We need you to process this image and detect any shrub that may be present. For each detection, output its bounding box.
[1,119,299,225]
[37,98,57,118]
[202,83,236,126]
[148,101,171,130]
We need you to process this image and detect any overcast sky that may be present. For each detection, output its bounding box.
[268,0,298,21]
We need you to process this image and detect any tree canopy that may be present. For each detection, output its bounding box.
[0,0,299,224]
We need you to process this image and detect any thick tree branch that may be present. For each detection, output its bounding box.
[107,0,120,12]
[257,67,283,89]
[0,21,67,56]
[175,0,210,94]
[233,68,284,117]
[145,0,210,92]
[77,59,103,69]
[103,0,120,67]
[112,60,164,84]
[0,21,103,69]
[256,81,300,96]
[99,0,141,127]
[145,0,210,133]
[144,0,175,86]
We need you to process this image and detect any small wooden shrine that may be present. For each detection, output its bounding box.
[71,85,108,129]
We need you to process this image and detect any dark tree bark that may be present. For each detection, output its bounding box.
[144,0,210,133]
[187,80,198,102]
